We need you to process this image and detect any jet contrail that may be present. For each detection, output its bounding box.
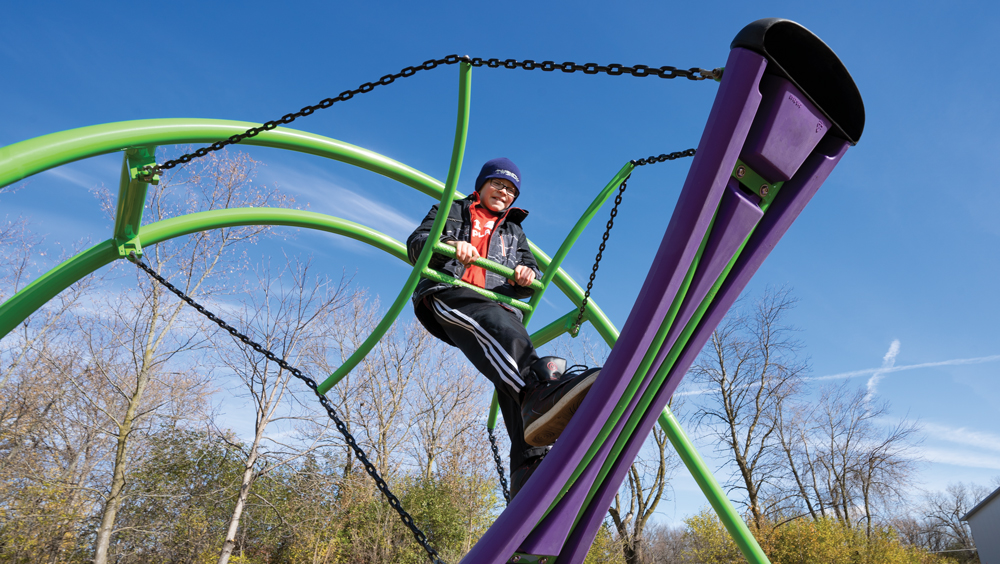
[808,354,1000,382]
[865,339,901,402]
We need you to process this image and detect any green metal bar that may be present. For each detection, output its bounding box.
[487,391,501,429]
[419,269,533,313]
[528,309,589,349]
[522,162,634,326]
[0,208,412,341]
[429,241,544,292]
[659,407,770,564]
[316,60,473,395]
[0,241,119,339]
[0,119,449,199]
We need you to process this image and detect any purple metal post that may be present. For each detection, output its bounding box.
[520,178,764,558]
[458,47,768,564]
[558,136,850,563]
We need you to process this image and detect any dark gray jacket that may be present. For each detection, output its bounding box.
[407,194,542,344]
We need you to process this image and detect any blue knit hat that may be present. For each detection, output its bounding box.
[474,158,521,195]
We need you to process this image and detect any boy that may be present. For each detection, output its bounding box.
[407,158,599,497]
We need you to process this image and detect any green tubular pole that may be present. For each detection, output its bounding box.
[529,309,597,349]
[522,162,634,326]
[316,61,473,395]
[659,407,770,564]
[527,244,617,346]
[139,209,409,260]
[0,208,411,341]
[487,392,501,429]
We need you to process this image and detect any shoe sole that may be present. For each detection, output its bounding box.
[523,370,600,447]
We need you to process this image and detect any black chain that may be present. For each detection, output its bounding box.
[138,58,719,180]
[571,149,698,334]
[464,57,721,81]
[127,254,446,564]
[487,425,511,504]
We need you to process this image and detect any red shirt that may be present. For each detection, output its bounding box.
[460,197,505,288]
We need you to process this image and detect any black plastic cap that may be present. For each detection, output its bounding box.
[732,18,865,145]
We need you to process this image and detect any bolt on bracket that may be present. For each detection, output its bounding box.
[731,158,784,208]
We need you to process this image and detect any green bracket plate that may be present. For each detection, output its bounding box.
[731,158,783,208]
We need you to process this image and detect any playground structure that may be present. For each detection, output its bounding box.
[0,18,863,564]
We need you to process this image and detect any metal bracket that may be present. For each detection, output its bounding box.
[113,146,157,259]
[116,237,143,259]
[133,165,159,185]
[507,553,557,564]
[732,158,784,208]
[567,313,585,338]
[128,147,160,185]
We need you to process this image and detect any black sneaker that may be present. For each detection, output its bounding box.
[521,357,600,447]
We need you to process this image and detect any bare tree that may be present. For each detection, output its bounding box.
[407,345,489,482]
[806,384,920,534]
[688,288,807,529]
[82,150,287,564]
[213,258,354,564]
[0,221,108,564]
[608,422,681,564]
[641,523,691,564]
[922,482,988,557]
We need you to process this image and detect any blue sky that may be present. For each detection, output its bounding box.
[2,1,998,526]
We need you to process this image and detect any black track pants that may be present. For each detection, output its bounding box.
[421,287,548,470]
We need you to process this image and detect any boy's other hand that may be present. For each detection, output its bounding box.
[511,265,535,287]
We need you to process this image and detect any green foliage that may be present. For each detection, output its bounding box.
[682,508,957,564]
[583,523,626,564]
[110,428,245,563]
[683,508,745,564]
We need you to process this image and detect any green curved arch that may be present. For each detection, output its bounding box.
[0,118,447,199]
[0,112,616,350]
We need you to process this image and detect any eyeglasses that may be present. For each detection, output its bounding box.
[489,178,518,197]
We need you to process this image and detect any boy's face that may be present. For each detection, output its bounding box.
[478,178,518,212]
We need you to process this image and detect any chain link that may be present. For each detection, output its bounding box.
[571,149,697,334]
[128,254,446,564]
[138,58,719,180]
[487,426,511,504]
